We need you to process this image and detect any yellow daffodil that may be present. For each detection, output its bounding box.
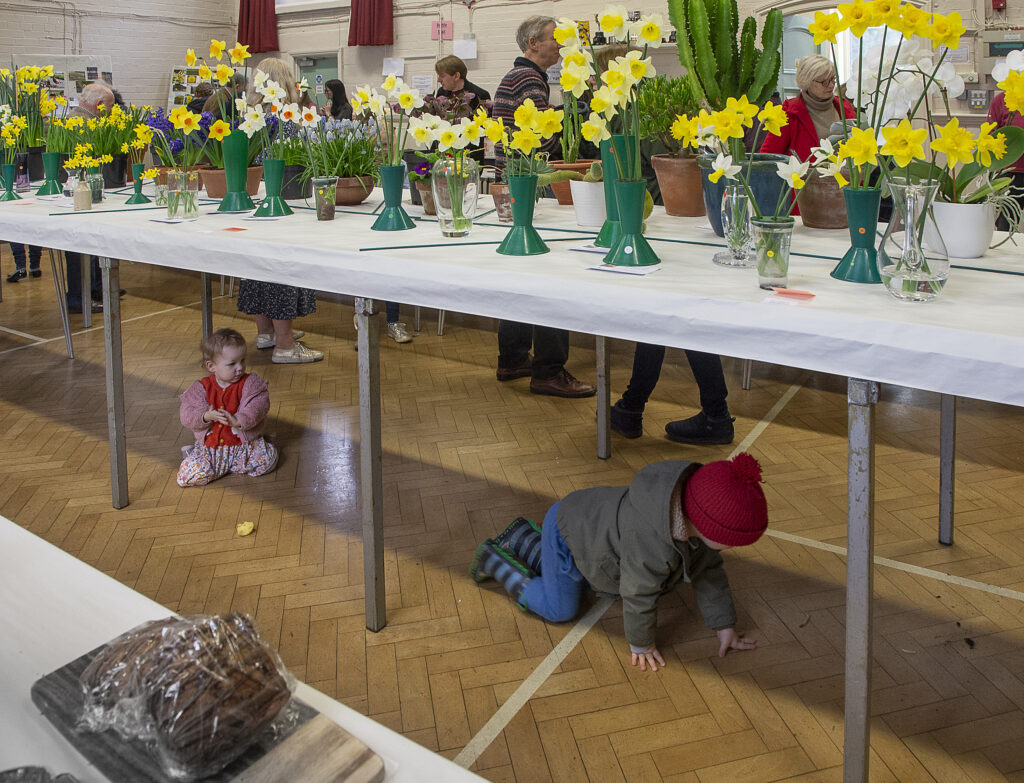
[602,67,626,91]
[725,96,758,128]
[708,153,740,183]
[483,117,507,144]
[808,11,848,46]
[40,65,53,78]
[708,108,744,140]
[560,62,590,98]
[838,0,876,38]
[561,48,592,70]
[171,109,202,135]
[893,4,930,38]
[621,50,655,81]
[139,168,158,181]
[927,11,965,51]
[870,0,900,25]
[880,118,927,167]
[513,98,539,131]
[20,82,38,95]
[197,64,212,82]
[228,42,251,64]
[598,5,630,41]
[590,86,618,119]
[974,122,1008,167]
[0,69,8,79]
[210,39,226,60]
[98,154,112,164]
[40,98,56,116]
[535,108,563,138]
[553,17,579,46]
[120,142,129,153]
[757,101,788,136]
[208,119,231,141]
[185,48,197,67]
[930,117,975,168]
[581,115,611,143]
[509,127,541,154]
[999,71,1024,113]
[670,113,700,148]
[55,95,67,106]
[215,63,234,86]
[837,126,878,167]
[632,13,664,47]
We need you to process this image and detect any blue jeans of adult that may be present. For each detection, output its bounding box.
[10,243,41,272]
[497,321,569,380]
[64,251,101,308]
[520,503,589,622]
[619,343,729,419]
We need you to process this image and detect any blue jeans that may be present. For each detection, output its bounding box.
[11,243,41,271]
[520,503,588,622]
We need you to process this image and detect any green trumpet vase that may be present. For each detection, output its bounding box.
[604,180,660,266]
[35,152,62,196]
[496,175,549,256]
[1,163,21,201]
[595,135,628,248]
[253,158,293,217]
[125,162,151,205]
[218,131,255,212]
[831,188,882,284]
[371,164,415,231]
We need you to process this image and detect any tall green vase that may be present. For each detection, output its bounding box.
[253,158,293,217]
[371,164,415,231]
[35,152,62,196]
[604,180,659,266]
[595,135,628,248]
[218,131,255,212]
[125,162,151,205]
[831,188,882,284]
[1,163,20,201]
[496,175,549,255]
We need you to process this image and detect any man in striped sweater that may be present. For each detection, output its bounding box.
[492,16,595,399]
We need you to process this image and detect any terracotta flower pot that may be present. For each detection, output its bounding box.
[199,166,262,199]
[490,183,513,223]
[651,154,705,217]
[416,181,436,215]
[549,160,596,205]
[335,175,375,205]
[796,172,848,229]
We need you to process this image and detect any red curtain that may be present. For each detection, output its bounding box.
[348,0,393,46]
[238,0,280,53]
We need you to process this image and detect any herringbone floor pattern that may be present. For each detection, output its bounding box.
[3,250,1024,782]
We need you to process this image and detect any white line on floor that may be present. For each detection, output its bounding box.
[767,528,1024,603]
[0,324,46,342]
[454,596,614,769]
[455,379,808,769]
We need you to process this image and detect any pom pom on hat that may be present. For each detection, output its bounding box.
[684,453,767,547]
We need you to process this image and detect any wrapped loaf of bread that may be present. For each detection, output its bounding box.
[80,613,293,780]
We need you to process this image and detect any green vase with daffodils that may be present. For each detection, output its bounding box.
[0,108,28,201]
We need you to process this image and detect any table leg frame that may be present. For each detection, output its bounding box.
[49,249,74,359]
[81,254,92,328]
[200,272,213,338]
[844,377,878,783]
[99,256,128,509]
[596,336,610,460]
[356,297,386,632]
[939,394,956,546]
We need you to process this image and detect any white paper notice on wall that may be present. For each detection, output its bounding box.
[411,75,434,94]
[453,38,478,60]
[382,57,405,76]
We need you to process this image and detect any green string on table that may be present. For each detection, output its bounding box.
[359,235,592,252]
[48,205,167,216]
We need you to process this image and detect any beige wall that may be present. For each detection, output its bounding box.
[0,0,237,109]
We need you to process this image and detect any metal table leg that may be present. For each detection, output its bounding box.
[741,358,753,390]
[355,296,386,632]
[844,377,878,783]
[99,256,128,509]
[81,254,92,328]
[200,272,213,338]
[939,394,956,546]
[49,249,74,359]
[596,336,610,460]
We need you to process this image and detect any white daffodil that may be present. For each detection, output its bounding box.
[234,97,248,114]
[437,123,468,151]
[297,77,310,94]
[260,80,285,103]
[407,116,436,145]
[817,157,849,187]
[243,106,266,133]
[397,88,424,114]
[279,102,300,124]
[253,70,268,90]
[300,106,319,127]
[581,115,611,143]
[597,5,630,42]
[460,117,484,143]
[560,60,591,99]
[776,155,810,190]
[590,85,620,120]
[809,138,835,165]
[631,12,664,48]
[708,153,740,183]
[367,93,386,117]
[238,118,260,138]
[382,74,406,98]
[993,48,1024,82]
[553,17,579,47]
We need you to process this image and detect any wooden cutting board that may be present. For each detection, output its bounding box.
[31,647,384,783]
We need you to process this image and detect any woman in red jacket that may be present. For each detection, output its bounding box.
[760,54,855,161]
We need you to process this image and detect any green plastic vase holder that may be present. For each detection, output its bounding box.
[1,163,20,201]
[831,188,882,284]
[35,152,62,196]
[253,158,293,218]
[218,131,255,212]
[604,179,660,266]
[371,164,415,231]
[497,175,549,255]
[595,135,629,248]
[125,162,151,205]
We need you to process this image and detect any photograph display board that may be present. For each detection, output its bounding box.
[168,66,209,110]
[12,55,114,106]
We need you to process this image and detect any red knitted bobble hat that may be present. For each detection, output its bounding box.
[683,453,768,547]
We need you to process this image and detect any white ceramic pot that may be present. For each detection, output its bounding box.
[924,201,996,259]
[569,179,606,228]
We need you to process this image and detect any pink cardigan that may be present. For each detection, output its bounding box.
[179,373,270,445]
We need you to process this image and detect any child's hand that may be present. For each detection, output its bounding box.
[222,410,239,428]
[716,628,756,658]
[630,645,666,672]
[204,406,231,425]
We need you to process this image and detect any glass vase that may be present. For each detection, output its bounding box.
[312,176,337,221]
[253,158,293,217]
[0,163,20,201]
[125,162,151,205]
[431,155,480,237]
[831,187,882,284]
[713,182,751,267]
[36,151,62,196]
[496,175,549,255]
[167,169,199,220]
[371,164,415,231]
[878,178,949,302]
[604,179,659,266]
[86,170,104,203]
[751,217,795,289]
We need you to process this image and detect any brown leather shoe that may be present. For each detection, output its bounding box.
[530,370,596,398]
[496,355,532,382]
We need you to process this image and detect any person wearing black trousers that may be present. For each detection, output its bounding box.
[611,344,735,444]
[6,243,42,282]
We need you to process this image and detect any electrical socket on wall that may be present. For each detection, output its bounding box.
[431,20,453,40]
[962,71,979,83]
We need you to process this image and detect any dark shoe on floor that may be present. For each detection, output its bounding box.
[67,300,103,314]
[610,401,643,439]
[665,411,735,445]
[6,269,25,283]
[496,354,532,382]
[530,370,596,398]
[29,268,41,278]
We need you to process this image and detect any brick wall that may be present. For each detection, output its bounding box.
[0,0,236,110]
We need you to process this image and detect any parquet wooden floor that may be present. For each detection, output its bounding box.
[4,246,1024,782]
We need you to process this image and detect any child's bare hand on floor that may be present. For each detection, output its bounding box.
[631,646,666,672]
[717,627,756,658]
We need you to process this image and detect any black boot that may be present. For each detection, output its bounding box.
[665,411,735,445]
[494,517,542,574]
[6,269,25,283]
[469,539,531,607]
[610,401,643,439]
